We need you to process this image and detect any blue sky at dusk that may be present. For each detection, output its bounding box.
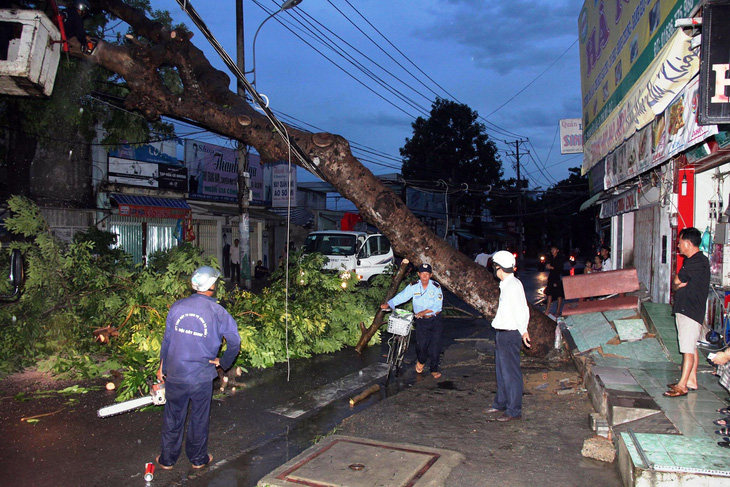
[155,0,585,188]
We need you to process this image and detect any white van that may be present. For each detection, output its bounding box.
[303,230,394,282]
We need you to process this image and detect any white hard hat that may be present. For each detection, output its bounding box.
[492,250,515,272]
[191,266,220,292]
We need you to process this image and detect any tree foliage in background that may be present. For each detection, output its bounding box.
[400,98,503,230]
[0,197,387,398]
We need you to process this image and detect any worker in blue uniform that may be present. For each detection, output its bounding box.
[381,263,444,378]
[156,266,241,470]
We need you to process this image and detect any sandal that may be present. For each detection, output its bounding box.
[156,456,174,470]
[192,454,213,469]
[719,441,730,448]
[667,383,697,391]
[713,417,730,426]
[431,371,442,379]
[717,408,730,415]
[716,427,730,436]
[663,387,688,397]
[415,362,424,374]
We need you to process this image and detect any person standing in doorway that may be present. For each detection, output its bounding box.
[544,246,565,316]
[485,250,530,422]
[230,239,240,284]
[156,266,241,470]
[600,245,613,271]
[381,263,444,379]
[663,227,710,397]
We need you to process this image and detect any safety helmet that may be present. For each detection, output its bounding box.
[491,250,515,272]
[75,0,90,14]
[191,266,220,292]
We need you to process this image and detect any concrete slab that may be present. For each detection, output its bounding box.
[614,319,647,341]
[268,363,390,419]
[607,390,661,426]
[257,435,465,487]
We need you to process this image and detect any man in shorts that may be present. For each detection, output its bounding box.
[664,227,710,397]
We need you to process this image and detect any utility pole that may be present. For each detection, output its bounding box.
[236,0,252,290]
[514,140,525,269]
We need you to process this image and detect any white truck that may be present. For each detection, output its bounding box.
[303,230,394,282]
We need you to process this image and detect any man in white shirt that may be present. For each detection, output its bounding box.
[600,245,613,271]
[230,239,241,284]
[474,246,492,267]
[485,250,531,422]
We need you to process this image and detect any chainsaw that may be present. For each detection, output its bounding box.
[97,381,166,418]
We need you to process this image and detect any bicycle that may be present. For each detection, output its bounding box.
[383,309,414,386]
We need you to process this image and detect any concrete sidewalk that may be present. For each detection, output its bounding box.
[559,302,730,486]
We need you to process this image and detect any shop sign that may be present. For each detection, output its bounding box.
[584,28,699,173]
[560,119,583,154]
[108,139,187,189]
[118,204,189,219]
[580,0,701,144]
[270,161,297,208]
[185,140,238,202]
[698,1,730,124]
[600,186,639,219]
[603,75,717,188]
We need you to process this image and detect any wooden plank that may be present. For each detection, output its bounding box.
[561,296,639,316]
[562,268,640,300]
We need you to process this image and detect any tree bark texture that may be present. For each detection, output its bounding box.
[80,0,556,356]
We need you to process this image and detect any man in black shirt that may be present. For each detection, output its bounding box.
[664,227,710,397]
[544,246,565,316]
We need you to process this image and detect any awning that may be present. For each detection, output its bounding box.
[579,193,603,212]
[110,193,190,219]
[269,207,314,227]
[454,230,484,240]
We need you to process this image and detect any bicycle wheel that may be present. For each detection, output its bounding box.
[384,335,398,386]
[393,333,410,377]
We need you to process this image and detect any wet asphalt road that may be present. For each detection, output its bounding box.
[1,264,552,487]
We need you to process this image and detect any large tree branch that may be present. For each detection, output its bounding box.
[79,0,556,356]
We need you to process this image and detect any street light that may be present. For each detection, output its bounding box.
[247,0,304,87]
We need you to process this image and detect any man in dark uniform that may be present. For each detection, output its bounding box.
[62,0,91,50]
[381,263,444,378]
[156,266,241,470]
[544,246,565,316]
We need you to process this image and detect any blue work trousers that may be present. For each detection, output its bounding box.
[492,329,524,418]
[415,315,444,372]
[159,380,213,467]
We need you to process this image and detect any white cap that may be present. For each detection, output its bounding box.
[191,266,220,292]
[492,250,515,272]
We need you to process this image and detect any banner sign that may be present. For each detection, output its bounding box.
[185,140,238,202]
[600,186,639,219]
[118,204,189,219]
[604,76,718,188]
[108,139,179,165]
[584,29,699,172]
[579,0,701,145]
[699,1,730,124]
[108,140,187,190]
[270,161,297,208]
[559,119,583,154]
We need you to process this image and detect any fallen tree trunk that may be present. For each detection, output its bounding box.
[354,259,411,353]
[77,0,557,356]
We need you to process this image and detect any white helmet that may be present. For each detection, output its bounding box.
[492,250,515,272]
[191,266,220,292]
